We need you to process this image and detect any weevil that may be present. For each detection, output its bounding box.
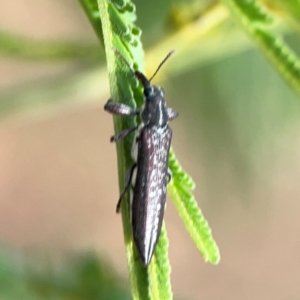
[104,50,178,266]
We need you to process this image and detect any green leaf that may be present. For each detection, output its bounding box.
[221,0,300,95]
[255,27,300,91]
[95,0,149,298]
[233,0,273,23]
[148,223,172,300]
[168,150,220,264]
[81,0,174,299]
[268,0,300,23]
[79,0,104,43]
[81,1,221,299]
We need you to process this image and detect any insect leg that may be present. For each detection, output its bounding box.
[110,126,138,143]
[116,163,137,213]
[104,99,140,116]
[167,168,172,183]
[167,108,178,121]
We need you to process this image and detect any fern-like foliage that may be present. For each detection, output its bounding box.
[148,223,172,300]
[168,150,220,264]
[81,0,173,299]
[80,0,220,299]
[79,0,104,42]
[221,0,300,95]
[234,0,273,23]
[269,0,300,22]
[95,1,152,299]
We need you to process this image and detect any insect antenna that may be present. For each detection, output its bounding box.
[113,48,149,86]
[148,50,175,82]
[113,48,135,75]
[112,48,175,87]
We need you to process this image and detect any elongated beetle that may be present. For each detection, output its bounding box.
[104,50,178,266]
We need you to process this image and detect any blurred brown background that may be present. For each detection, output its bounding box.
[1,1,300,299]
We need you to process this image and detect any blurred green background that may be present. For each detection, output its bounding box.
[1,0,300,299]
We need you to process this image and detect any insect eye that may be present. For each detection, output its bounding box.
[144,87,152,97]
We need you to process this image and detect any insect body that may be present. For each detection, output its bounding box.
[104,50,178,266]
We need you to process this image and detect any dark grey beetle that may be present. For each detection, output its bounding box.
[104,50,178,266]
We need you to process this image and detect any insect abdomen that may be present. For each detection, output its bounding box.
[131,125,172,265]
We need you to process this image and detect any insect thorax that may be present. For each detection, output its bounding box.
[140,85,168,127]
